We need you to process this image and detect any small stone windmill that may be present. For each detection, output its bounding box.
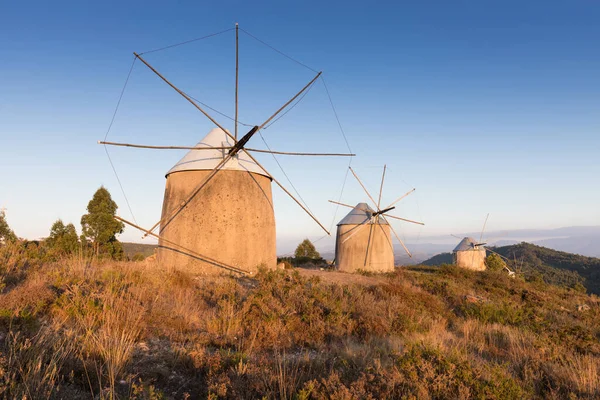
[329,165,424,272]
[452,214,515,276]
[100,24,354,275]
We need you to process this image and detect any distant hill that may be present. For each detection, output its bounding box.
[422,242,600,294]
[122,242,157,259]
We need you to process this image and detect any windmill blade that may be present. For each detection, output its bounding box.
[384,188,416,209]
[242,149,331,235]
[375,218,395,253]
[144,145,236,236]
[115,216,249,275]
[97,141,355,157]
[384,214,425,226]
[349,167,380,211]
[328,200,370,213]
[246,149,355,157]
[381,215,412,258]
[341,218,372,244]
[134,53,231,138]
[377,164,386,209]
[364,222,375,267]
[480,213,489,243]
[256,71,322,131]
[98,141,233,151]
[484,246,511,262]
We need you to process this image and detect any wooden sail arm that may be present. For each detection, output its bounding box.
[377,165,386,209]
[340,218,371,244]
[133,52,232,141]
[257,71,322,131]
[327,200,370,213]
[114,215,250,275]
[143,147,236,237]
[98,141,355,157]
[241,149,330,235]
[384,188,416,209]
[349,167,380,212]
[380,214,412,258]
[383,214,425,226]
[374,219,395,253]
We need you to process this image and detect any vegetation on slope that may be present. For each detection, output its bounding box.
[0,242,599,399]
[491,242,600,294]
[423,242,600,294]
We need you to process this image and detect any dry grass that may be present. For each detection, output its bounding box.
[0,246,598,398]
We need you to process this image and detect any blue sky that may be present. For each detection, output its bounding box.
[1,1,599,253]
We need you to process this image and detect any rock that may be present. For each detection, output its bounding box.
[465,294,487,304]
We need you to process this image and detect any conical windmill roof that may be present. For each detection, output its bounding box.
[166,128,270,178]
[337,203,389,226]
[453,237,480,252]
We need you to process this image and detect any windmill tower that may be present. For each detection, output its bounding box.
[452,214,514,276]
[100,24,354,275]
[452,214,490,271]
[329,166,424,273]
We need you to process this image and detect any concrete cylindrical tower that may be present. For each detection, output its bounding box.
[452,237,487,271]
[335,203,395,273]
[157,128,276,274]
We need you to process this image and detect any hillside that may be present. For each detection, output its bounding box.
[122,242,158,259]
[0,244,599,398]
[422,242,600,294]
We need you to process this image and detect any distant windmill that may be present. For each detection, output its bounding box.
[329,165,424,272]
[452,214,515,276]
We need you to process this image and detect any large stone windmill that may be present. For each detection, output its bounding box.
[329,166,424,272]
[100,24,353,275]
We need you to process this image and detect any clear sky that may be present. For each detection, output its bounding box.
[1,1,599,254]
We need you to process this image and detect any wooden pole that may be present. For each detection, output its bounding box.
[134,52,232,140]
[328,199,369,212]
[98,141,354,157]
[114,215,249,275]
[271,174,330,235]
[384,214,425,226]
[364,222,374,266]
[247,149,355,157]
[385,188,416,209]
[377,164,386,209]
[257,71,322,130]
[144,151,236,236]
[99,141,231,151]
[479,213,489,243]
[381,215,412,257]
[341,219,370,244]
[375,219,395,253]
[235,22,239,140]
[349,167,380,211]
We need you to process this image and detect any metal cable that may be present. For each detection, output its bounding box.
[139,28,235,55]
[263,78,317,130]
[103,56,138,224]
[321,75,353,154]
[257,130,315,216]
[184,91,253,127]
[239,28,319,73]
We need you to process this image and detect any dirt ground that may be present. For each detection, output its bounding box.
[294,267,388,285]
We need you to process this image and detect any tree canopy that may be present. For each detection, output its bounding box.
[485,253,506,272]
[0,210,16,244]
[295,239,320,259]
[47,219,79,256]
[80,187,124,259]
